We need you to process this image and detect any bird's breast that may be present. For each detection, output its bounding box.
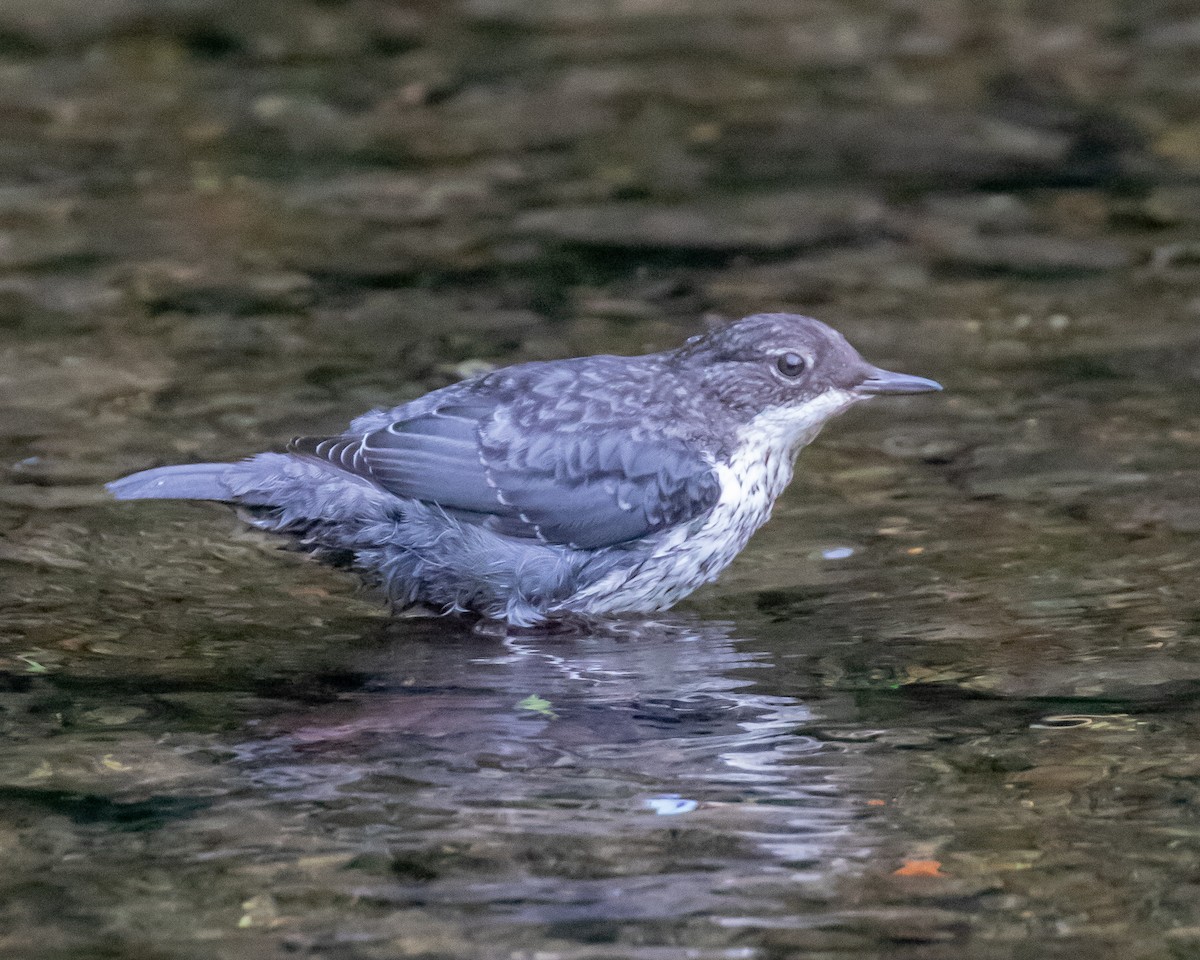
[707,436,797,542]
[565,432,800,615]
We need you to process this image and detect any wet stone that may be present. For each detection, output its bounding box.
[705,244,932,312]
[1131,499,1200,533]
[715,108,1131,188]
[126,262,316,314]
[963,469,1150,500]
[78,705,148,727]
[832,908,970,943]
[285,170,514,227]
[919,226,1132,275]
[363,84,622,162]
[1140,18,1200,52]
[759,927,875,951]
[0,0,151,49]
[920,193,1036,233]
[515,190,885,254]
[0,409,65,440]
[0,228,92,272]
[1009,764,1103,791]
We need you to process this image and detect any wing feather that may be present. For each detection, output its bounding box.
[290,392,720,549]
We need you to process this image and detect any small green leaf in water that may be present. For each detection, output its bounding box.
[517,694,556,718]
[17,654,47,674]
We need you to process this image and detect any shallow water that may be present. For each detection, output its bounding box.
[3,1,1200,957]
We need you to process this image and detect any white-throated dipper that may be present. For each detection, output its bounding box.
[108,313,941,625]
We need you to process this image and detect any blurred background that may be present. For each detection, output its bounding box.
[3,2,1200,959]
[0,0,1197,453]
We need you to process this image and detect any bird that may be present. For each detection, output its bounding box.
[107,313,941,626]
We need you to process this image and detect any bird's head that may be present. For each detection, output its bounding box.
[676,313,942,449]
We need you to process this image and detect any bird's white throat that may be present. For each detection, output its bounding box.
[714,388,861,532]
[733,387,863,460]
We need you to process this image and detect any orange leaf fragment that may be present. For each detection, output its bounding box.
[894,859,944,877]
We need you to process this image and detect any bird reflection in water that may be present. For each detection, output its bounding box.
[230,616,877,924]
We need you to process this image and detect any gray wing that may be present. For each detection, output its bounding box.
[289,400,720,550]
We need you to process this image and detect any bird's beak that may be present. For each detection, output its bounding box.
[855,365,943,395]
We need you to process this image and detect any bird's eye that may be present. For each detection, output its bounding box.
[775,352,807,378]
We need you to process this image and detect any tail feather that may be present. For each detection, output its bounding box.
[106,463,234,501]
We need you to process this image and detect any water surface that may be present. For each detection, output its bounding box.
[3,1,1200,957]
